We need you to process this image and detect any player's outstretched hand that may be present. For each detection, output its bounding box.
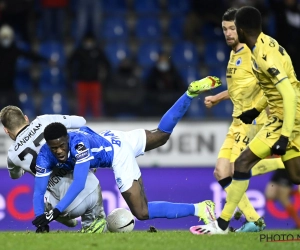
[237,108,260,124]
[271,135,289,155]
[32,208,61,227]
[36,225,50,233]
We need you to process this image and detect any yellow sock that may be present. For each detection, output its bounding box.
[251,158,284,176]
[221,179,249,221]
[225,186,260,222]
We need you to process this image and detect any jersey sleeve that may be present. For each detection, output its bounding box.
[7,156,25,179]
[260,51,288,85]
[39,115,86,129]
[35,146,53,177]
[70,134,94,164]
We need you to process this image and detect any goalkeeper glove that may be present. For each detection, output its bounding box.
[237,108,260,124]
[36,225,50,233]
[271,135,289,155]
[32,208,61,227]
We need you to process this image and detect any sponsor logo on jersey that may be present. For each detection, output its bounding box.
[235,57,242,66]
[75,142,87,153]
[35,165,46,174]
[14,123,43,151]
[75,142,89,160]
[267,67,280,76]
[48,168,69,188]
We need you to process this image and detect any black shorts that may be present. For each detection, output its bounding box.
[270,169,294,188]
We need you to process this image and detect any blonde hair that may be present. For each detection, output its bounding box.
[0,106,27,131]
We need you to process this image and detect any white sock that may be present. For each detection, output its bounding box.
[193,204,199,216]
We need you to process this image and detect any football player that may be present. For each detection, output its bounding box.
[193,6,300,234]
[31,77,223,228]
[1,106,105,233]
[191,8,284,234]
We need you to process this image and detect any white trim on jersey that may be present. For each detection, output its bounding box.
[91,146,112,153]
[36,170,52,177]
[76,156,95,164]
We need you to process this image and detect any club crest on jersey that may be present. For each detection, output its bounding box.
[35,165,46,174]
[75,142,89,160]
[235,57,242,66]
[116,178,122,186]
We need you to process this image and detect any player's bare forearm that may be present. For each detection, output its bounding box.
[276,78,297,137]
[204,91,229,108]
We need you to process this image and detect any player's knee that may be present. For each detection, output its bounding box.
[213,168,222,181]
[160,133,170,146]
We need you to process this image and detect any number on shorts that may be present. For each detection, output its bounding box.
[242,136,250,145]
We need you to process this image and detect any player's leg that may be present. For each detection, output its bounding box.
[79,185,107,233]
[190,137,268,234]
[45,191,78,228]
[116,135,215,223]
[251,157,285,176]
[62,185,106,233]
[218,124,263,226]
[145,76,222,152]
[121,177,215,224]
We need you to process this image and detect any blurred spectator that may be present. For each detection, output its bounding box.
[68,33,110,118]
[184,0,227,41]
[40,0,69,41]
[270,0,300,78]
[75,0,102,45]
[145,53,186,116]
[105,58,144,117]
[0,0,34,41]
[0,25,51,109]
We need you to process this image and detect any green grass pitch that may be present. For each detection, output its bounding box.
[0,230,300,250]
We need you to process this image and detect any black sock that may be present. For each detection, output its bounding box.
[233,171,251,180]
[218,176,232,189]
[217,217,229,231]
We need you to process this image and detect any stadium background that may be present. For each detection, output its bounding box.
[0,0,300,231]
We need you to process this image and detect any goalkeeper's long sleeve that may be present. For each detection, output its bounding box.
[276,78,297,138]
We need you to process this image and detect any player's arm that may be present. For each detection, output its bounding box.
[54,137,93,213]
[54,161,90,213]
[33,174,50,216]
[7,156,25,179]
[238,95,267,124]
[33,148,53,216]
[275,78,296,137]
[39,115,86,129]
[204,90,230,108]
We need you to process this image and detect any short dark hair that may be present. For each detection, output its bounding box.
[44,122,67,141]
[235,6,262,33]
[222,7,238,21]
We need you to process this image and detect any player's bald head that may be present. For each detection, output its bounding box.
[44,122,68,141]
[235,6,262,34]
[0,106,27,132]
